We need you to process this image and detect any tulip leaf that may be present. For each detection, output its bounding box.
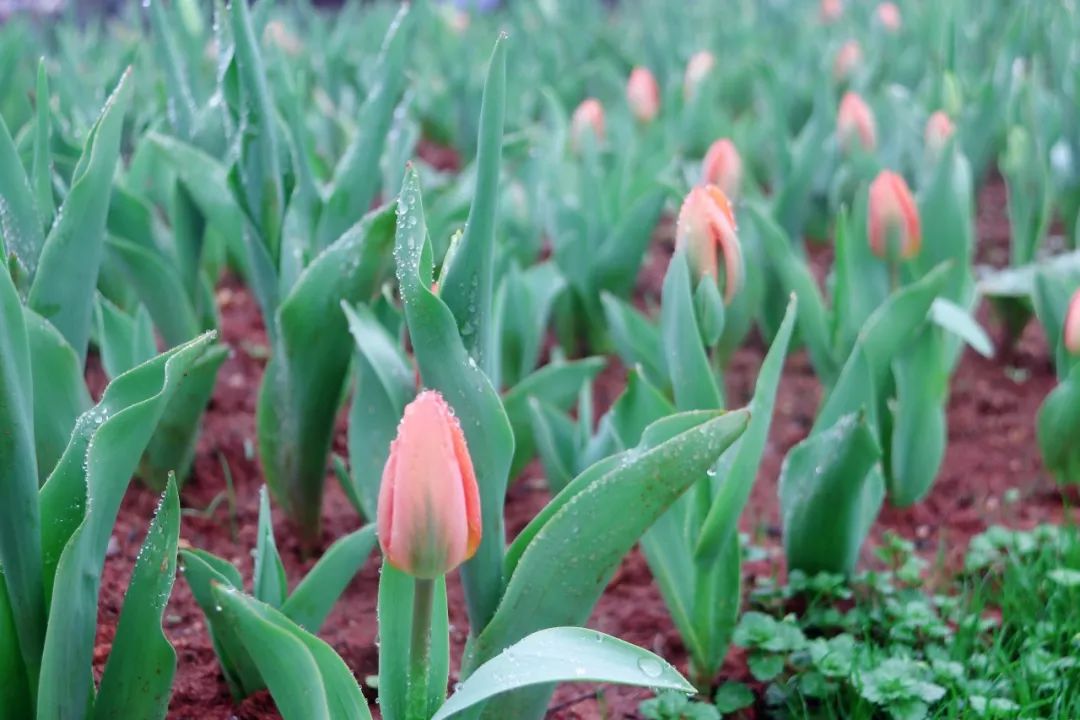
[0,106,44,290]
[0,263,45,697]
[395,165,515,630]
[213,585,373,720]
[32,60,55,234]
[92,476,181,720]
[37,332,214,720]
[0,573,32,716]
[281,524,377,633]
[526,398,579,492]
[600,292,667,388]
[254,486,287,608]
[1037,363,1080,485]
[94,296,157,379]
[258,204,396,542]
[916,143,975,307]
[344,301,414,520]
[498,261,566,387]
[928,297,993,359]
[594,188,667,297]
[470,410,749,718]
[146,0,197,139]
[780,412,883,576]
[889,327,947,506]
[28,69,131,363]
[661,250,723,410]
[433,628,693,720]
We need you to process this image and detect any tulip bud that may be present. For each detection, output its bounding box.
[820,0,843,23]
[833,41,862,83]
[924,111,955,159]
[676,185,743,303]
[837,92,877,153]
[570,98,605,151]
[377,390,481,579]
[684,51,715,102]
[626,66,661,124]
[877,2,901,31]
[1065,289,1080,357]
[868,171,921,261]
[701,139,743,201]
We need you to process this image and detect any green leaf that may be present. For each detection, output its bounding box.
[36,332,214,720]
[282,524,377,633]
[213,585,373,720]
[780,413,883,576]
[600,292,667,388]
[253,486,287,608]
[748,653,785,682]
[915,143,975,308]
[594,189,668,298]
[889,327,948,507]
[439,34,507,378]
[258,204,396,542]
[146,0,197,139]
[526,398,579,492]
[470,411,748,718]
[695,295,798,562]
[32,60,54,234]
[928,298,992,359]
[395,165,515,630]
[498,262,566,387]
[0,99,44,288]
[28,69,132,363]
[314,4,413,249]
[714,681,754,713]
[1037,364,1080,485]
[94,296,157,379]
[344,301,414,520]
[661,250,722,410]
[434,628,693,720]
[93,476,181,720]
[0,262,45,697]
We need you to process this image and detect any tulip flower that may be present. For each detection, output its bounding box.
[833,40,862,83]
[701,138,743,201]
[868,171,921,261]
[684,51,715,102]
[877,2,901,31]
[924,111,955,158]
[1066,289,1080,356]
[821,0,843,22]
[377,390,481,579]
[676,185,743,302]
[626,66,660,123]
[570,97,605,151]
[837,91,877,153]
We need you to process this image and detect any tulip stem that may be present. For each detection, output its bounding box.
[407,578,435,720]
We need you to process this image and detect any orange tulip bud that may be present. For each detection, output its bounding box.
[924,111,955,158]
[377,390,481,579]
[684,51,715,102]
[676,185,743,303]
[837,92,877,153]
[833,41,862,83]
[877,2,901,31]
[868,171,921,261]
[701,139,743,201]
[570,98,605,151]
[821,0,843,23]
[1065,289,1080,356]
[626,66,661,124]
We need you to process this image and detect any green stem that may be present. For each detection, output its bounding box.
[407,577,435,720]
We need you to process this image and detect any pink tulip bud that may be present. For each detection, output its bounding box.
[701,139,743,201]
[833,41,862,83]
[676,185,743,303]
[877,2,901,31]
[377,390,481,579]
[626,67,661,124]
[1065,289,1080,356]
[924,111,955,158]
[570,98,605,151]
[684,51,715,102]
[821,0,843,23]
[837,92,877,153]
[868,171,921,261]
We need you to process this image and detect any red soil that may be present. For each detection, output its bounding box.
[91,178,1074,719]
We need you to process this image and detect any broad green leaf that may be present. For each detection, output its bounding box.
[593,189,667,298]
[395,165,514,630]
[213,585,373,720]
[179,549,262,699]
[314,4,413,249]
[0,263,45,696]
[36,332,213,720]
[0,102,43,288]
[780,413,883,576]
[695,295,798,562]
[470,411,748,718]
[32,60,54,234]
[600,292,666,388]
[93,476,181,720]
[344,301,414,520]
[94,296,157,379]
[1037,364,1080,485]
[661,250,722,410]
[282,524,377,633]
[146,0,196,138]
[440,35,507,378]
[377,562,450,720]
[254,486,287,608]
[433,628,693,720]
[526,398,579,492]
[28,69,132,363]
[0,574,32,718]
[105,237,201,348]
[915,142,974,307]
[889,327,947,506]
[258,204,395,542]
[928,298,993,359]
[498,262,566,387]
[606,370,675,449]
